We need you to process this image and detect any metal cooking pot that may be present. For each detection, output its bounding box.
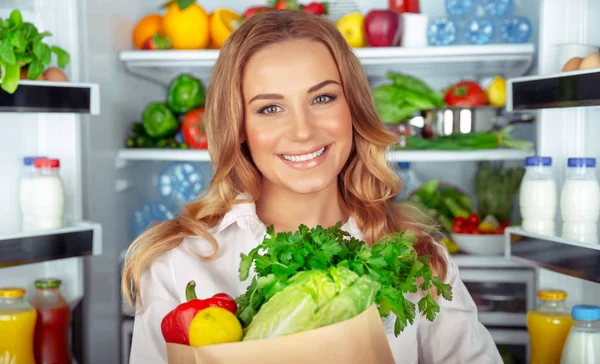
[406,106,535,138]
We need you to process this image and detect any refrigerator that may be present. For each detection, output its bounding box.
[0,0,598,363]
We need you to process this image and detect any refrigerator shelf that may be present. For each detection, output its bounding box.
[505,227,600,284]
[116,148,532,163]
[119,44,535,85]
[451,254,524,268]
[0,81,100,114]
[507,68,600,111]
[0,221,102,268]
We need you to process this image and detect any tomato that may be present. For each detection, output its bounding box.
[500,221,511,229]
[452,217,466,233]
[444,81,488,107]
[181,108,208,149]
[492,228,504,235]
[467,213,480,227]
[466,226,479,234]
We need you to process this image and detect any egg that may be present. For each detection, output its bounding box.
[42,67,69,82]
[579,53,600,70]
[562,57,583,72]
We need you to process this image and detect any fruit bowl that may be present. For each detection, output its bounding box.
[450,233,505,256]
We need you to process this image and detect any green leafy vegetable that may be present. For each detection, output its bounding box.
[236,223,453,338]
[0,9,70,93]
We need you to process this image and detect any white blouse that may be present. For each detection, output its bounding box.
[129,199,503,364]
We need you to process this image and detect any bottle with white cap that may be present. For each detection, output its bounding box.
[560,157,600,244]
[19,156,47,232]
[31,158,65,231]
[519,156,557,236]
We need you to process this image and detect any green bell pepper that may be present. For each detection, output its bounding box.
[167,74,205,114]
[142,102,178,138]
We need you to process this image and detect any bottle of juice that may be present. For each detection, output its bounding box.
[31,278,73,364]
[527,289,573,364]
[0,287,37,364]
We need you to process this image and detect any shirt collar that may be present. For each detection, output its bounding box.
[210,193,362,240]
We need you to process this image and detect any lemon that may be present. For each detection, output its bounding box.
[209,8,241,49]
[188,307,243,347]
[486,76,507,107]
[162,2,209,50]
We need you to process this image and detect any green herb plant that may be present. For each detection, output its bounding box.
[0,9,70,94]
[236,223,453,336]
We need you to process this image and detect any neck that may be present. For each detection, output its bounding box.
[256,180,348,233]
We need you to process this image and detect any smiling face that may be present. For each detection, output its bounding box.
[242,39,353,195]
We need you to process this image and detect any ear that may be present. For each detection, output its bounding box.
[239,132,246,144]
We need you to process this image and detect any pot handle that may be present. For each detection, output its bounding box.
[494,112,535,127]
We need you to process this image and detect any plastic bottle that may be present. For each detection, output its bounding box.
[500,16,532,43]
[445,0,477,18]
[527,289,573,364]
[20,156,47,232]
[0,287,37,364]
[519,157,557,236]
[481,0,513,17]
[465,18,495,45]
[158,162,213,208]
[561,158,600,244]
[396,162,423,201]
[427,18,458,46]
[31,158,65,231]
[561,304,600,364]
[31,278,72,364]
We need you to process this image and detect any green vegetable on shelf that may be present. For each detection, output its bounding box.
[141,102,178,138]
[398,126,534,151]
[475,161,525,222]
[443,197,469,219]
[0,9,70,94]
[386,71,445,107]
[167,74,205,114]
[130,122,146,136]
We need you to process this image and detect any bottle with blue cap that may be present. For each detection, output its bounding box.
[395,162,422,201]
[561,304,600,363]
[560,157,600,244]
[519,156,557,236]
[19,156,47,232]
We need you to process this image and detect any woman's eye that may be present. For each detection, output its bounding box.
[259,105,282,115]
[313,94,336,105]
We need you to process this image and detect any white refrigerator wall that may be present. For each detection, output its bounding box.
[534,0,600,305]
[0,0,86,306]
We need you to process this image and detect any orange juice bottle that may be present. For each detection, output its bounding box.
[0,287,37,364]
[527,289,573,364]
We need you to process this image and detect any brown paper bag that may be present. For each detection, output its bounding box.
[167,304,394,364]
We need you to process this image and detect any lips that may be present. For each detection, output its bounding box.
[277,144,331,170]
[280,146,327,163]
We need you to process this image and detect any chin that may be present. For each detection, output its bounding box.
[282,175,335,195]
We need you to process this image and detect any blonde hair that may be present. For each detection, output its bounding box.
[122,10,448,307]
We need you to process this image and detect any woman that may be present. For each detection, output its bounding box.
[123,10,502,364]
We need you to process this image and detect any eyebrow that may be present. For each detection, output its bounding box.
[247,79,341,104]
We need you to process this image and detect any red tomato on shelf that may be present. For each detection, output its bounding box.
[181,108,208,149]
[467,213,480,227]
[444,81,488,107]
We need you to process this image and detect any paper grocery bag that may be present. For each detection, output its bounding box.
[167,304,394,364]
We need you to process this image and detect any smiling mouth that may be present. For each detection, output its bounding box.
[279,145,329,163]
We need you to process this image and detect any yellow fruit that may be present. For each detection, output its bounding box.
[162,2,210,50]
[132,14,163,49]
[441,236,459,254]
[188,307,243,347]
[209,8,241,49]
[486,76,506,107]
[336,12,367,48]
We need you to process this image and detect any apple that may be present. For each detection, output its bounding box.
[364,10,402,47]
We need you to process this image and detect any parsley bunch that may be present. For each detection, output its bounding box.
[236,223,453,336]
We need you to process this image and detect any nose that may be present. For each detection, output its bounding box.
[288,106,314,141]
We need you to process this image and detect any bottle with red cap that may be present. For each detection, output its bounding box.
[31,158,65,231]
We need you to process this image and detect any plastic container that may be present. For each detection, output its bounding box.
[427,18,457,46]
[519,157,557,236]
[401,13,429,48]
[465,18,495,45]
[561,304,600,364]
[527,289,573,364]
[561,158,600,244]
[481,0,513,17]
[158,162,213,208]
[20,156,47,232]
[31,158,65,231]
[395,162,423,201]
[500,16,532,44]
[31,278,72,364]
[445,0,477,18]
[0,287,37,364]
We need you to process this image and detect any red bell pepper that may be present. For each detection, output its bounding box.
[160,281,237,345]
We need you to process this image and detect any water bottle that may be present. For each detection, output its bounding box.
[427,18,457,46]
[396,162,423,201]
[500,16,532,43]
[481,0,513,17]
[465,17,495,45]
[131,199,178,238]
[445,0,478,18]
[157,162,214,207]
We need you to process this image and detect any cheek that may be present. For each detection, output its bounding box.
[325,104,353,143]
[244,121,279,158]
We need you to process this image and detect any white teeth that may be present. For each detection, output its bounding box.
[282,146,326,163]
